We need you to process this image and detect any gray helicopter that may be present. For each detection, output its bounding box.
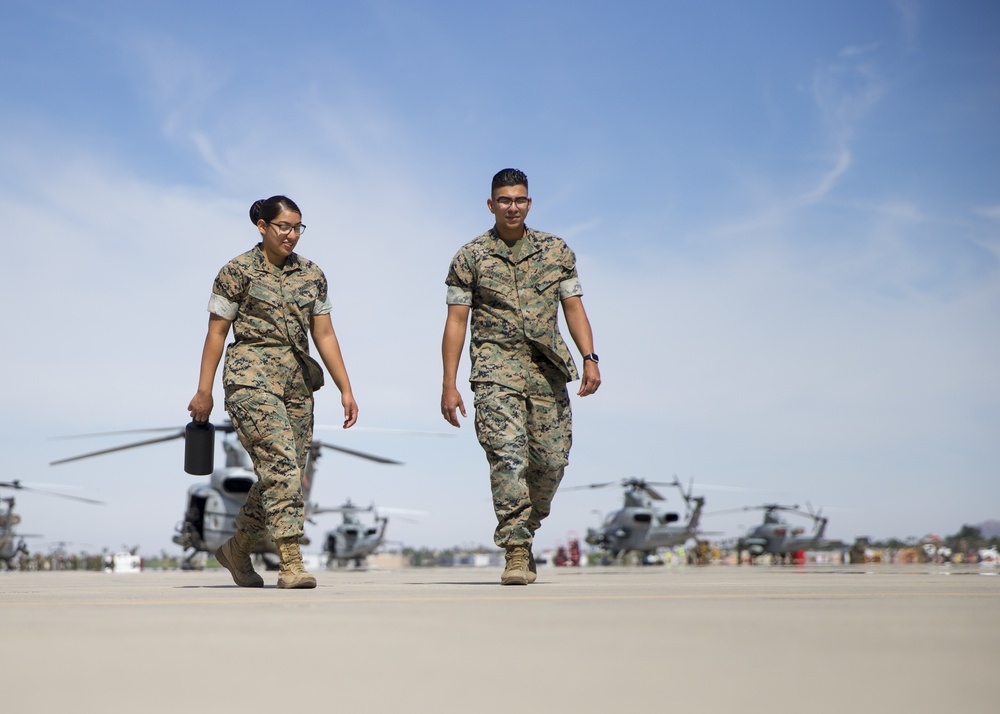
[714,503,829,563]
[312,500,427,569]
[1,480,104,570]
[50,423,400,569]
[311,500,387,568]
[566,477,708,562]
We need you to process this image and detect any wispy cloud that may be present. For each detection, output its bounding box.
[977,205,1000,221]
[892,0,923,51]
[119,32,230,141]
[812,50,886,148]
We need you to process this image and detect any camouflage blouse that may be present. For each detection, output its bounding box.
[446,227,583,392]
[208,244,331,395]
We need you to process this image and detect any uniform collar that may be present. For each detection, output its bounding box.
[252,243,301,273]
[489,226,540,263]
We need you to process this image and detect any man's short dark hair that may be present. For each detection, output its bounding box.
[492,168,528,194]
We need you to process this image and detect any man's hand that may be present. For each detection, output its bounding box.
[577,360,602,397]
[441,386,467,427]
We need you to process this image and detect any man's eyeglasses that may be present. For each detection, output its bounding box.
[268,222,307,235]
[494,196,530,208]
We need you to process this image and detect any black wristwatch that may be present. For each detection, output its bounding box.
[582,353,599,364]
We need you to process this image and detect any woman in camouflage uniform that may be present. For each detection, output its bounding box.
[188,196,358,589]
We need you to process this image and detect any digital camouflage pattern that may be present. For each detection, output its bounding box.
[226,384,313,541]
[208,244,330,542]
[210,244,331,395]
[446,227,581,548]
[446,227,582,393]
[474,382,572,547]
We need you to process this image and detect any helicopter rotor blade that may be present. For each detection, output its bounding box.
[639,484,665,501]
[800,502,827,525]
[311,498,376,515]
[50,431,186,465]
[643,488,665,501]
[682,476,694,504]
[377,506,429,518]
[1,480,104,504]
[51,427,184,439]
[313,441,403,465]
[21,488,104,505]
[562,481,618,491]
[702,507,749,517]
[28,489,105,505]
[51,422,238,441]
[753,503,799,512]
[311,506,371,515]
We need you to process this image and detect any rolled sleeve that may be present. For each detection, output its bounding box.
[208,293,238,320]
[313,293,333,315]
[445,249,475,306]
[446,285,473,306]
[558,276,583,300]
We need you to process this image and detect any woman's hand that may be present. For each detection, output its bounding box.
[342,393,359,429]
[188,391,214,423]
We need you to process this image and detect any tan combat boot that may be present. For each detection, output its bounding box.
[526,549,537,584]
[501,545,530,586]
[215,530,264,588]
[276,537,317,589]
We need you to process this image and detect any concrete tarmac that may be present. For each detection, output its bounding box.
[1,563,997,714]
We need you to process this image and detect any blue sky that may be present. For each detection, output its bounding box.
[2,0,997,557]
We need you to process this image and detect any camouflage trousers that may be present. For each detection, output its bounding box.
[225,385,314,542]
[473,382,573,549]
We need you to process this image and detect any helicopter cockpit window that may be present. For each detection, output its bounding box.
[222,477,254,494]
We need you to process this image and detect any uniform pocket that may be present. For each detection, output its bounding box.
[293,285,319,312]
[533,269,562,293]
[247,284,281,308]
[225,388,264,442]
[478,277,511,296]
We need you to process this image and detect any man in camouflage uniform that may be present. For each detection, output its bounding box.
[441,168,602,585]
[190,196,358,589]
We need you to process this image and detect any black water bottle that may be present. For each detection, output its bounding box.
[184,420,215,475]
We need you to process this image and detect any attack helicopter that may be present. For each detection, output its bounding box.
[50,423,401,568]
[310,499,423,568]
[0,497,30,569]
[565,477,709,562]
[314,500,386,568]
[713,503,829,563]
[1,480,104,570]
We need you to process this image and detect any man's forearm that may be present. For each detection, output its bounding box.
[562,296,595,356]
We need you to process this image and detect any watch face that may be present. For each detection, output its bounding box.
[585,353,599,363]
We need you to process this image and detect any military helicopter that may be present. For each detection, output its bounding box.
[50,423,401,568]
[714,503,829,563]
[310,499,423,569]
[0,497,31,569]
[1,480,104,570]
[565,477,709,562]
[314,500,385,568]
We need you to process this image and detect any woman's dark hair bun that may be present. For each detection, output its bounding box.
[248,195,300,227]
[249,199,266,225]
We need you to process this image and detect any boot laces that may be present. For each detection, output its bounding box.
[507,547,529,571]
